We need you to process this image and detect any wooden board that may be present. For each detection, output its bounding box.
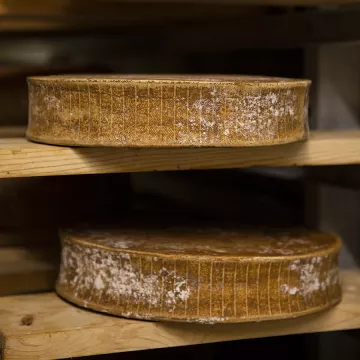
[57,227,341,323]
[0,270,358,360]
[0,225,59,296]
[0,246,58,296]
[0,130,360,178]
[0,259,56,296]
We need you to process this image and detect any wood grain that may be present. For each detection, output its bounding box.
[0,130,360,178]
[0,270,359,360]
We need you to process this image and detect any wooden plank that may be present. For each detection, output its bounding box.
[0,261,56,296]
[0,131,360,178]
[0,246,58,296]
[0,247,54,263]
[0,270,358,360]
[0,228,59,296]
[0,128,24,139]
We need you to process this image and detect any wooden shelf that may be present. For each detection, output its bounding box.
[0,228,59,296]
[0,246,57,296]
[1,130,360,178]
[0,270,359,360]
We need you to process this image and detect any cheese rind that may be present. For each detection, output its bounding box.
[56,228,341,323]
[27,75,310,147]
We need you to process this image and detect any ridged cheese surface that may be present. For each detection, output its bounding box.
[27,75,310,147]
[57,227,341,323]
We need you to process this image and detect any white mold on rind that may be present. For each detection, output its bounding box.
[27,75,310,148]
[56,228,341,323]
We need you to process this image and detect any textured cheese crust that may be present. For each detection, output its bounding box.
[27,75,310,147]
[56,228,341,323]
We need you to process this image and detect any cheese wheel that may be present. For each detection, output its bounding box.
[27,75,310,147]
[57,227,341,323]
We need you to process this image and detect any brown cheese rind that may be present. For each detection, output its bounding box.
[27,75,310,147]
[56,228,341,323]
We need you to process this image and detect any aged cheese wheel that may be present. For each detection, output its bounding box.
[27,75,310,147]
[57,227,341,323]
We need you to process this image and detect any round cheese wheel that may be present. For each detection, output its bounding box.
[27,75,310,147]
[57,227,341,323]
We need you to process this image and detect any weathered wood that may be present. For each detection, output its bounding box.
[0,270,358,360]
